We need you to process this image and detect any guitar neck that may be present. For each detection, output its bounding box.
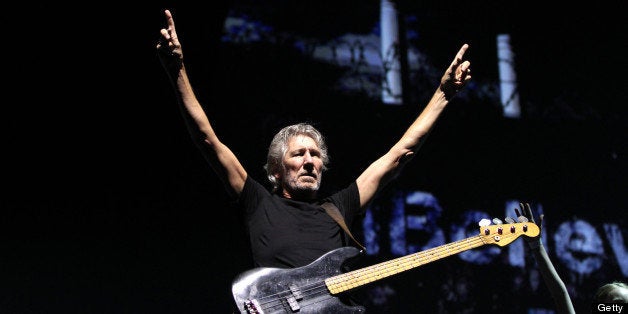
[325,234,487,294]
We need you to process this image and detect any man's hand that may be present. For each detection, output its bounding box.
[156,9,183,71]
[439,44,472,100]
[515,202,543,249]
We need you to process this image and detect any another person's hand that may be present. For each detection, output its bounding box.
[156,9,183,72]
[439,44,472,100]
[515,202,543,249]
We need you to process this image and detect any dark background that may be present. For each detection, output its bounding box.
[4,1,626,313]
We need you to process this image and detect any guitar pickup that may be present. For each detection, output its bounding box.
[284,284,303,312]
[289,284,303,300]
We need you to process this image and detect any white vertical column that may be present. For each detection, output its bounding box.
[497,34,521,118]
[380,0,402,105]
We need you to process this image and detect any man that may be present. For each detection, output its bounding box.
[594,281,628,303]
[156,8,471,269]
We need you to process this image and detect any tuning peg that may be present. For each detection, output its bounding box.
[504,217,516,224]
[517,216,529,223]
[492,218,503,225]
[478,218,492,227]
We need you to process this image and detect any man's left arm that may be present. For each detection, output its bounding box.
[356,44,471,207]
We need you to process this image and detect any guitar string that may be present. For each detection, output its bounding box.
[250,277,336,311]
[251,230,524,312]
[254,236,482,313]
[253,235,501,311]
[327,229,528,291]
[252,236,486,311]
[325,236,487,291]
[258,285,335,313]
[241,279,328,312]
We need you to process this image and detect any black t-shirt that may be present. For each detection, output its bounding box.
[238,176,361,268]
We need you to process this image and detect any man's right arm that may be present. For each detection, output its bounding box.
[157,9,247,197]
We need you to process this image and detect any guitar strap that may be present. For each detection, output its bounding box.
[321,202,366,251]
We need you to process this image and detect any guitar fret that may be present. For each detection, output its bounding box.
[313,223,540,298]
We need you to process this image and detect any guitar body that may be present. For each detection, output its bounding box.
[232,246,365,314]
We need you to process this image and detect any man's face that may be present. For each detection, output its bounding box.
[278,135,324,199]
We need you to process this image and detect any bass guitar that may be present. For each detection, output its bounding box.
[232,220,539,313]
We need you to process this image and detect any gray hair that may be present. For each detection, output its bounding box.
[594,281,628,303]
[263,123,330,192]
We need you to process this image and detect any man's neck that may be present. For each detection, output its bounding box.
[281,189,317,201]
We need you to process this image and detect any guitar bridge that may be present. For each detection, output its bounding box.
[289,284,303,300]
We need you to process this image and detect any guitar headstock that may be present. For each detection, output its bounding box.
[477,220,540,247]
